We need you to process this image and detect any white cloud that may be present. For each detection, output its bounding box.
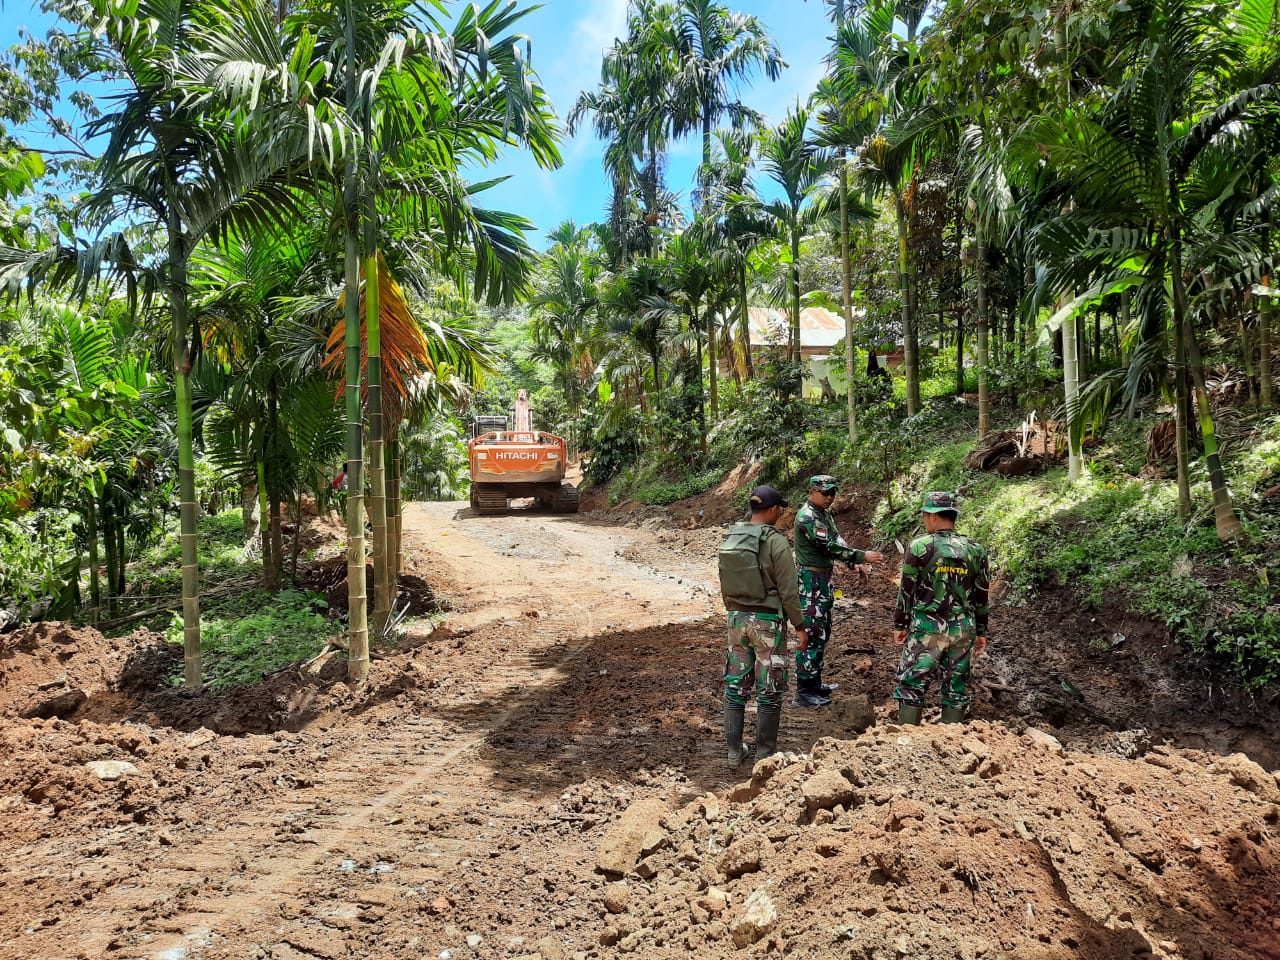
[543,0,630,113]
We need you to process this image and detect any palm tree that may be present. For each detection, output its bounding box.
[1013,0,1276,540]
[758,103,834,378]
[205,0,560,669]
[647,0,784,190]
[569,2,684,266]
[835,1,933,415]
[698,129,770,384]
[78,0,311,686]
[530,223,603,457]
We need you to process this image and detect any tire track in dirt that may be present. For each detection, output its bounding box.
[12,502,724,960]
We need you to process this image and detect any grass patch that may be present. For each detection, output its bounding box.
[165,588,339,691]
[612,462,726,507]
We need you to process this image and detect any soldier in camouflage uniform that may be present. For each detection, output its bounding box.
[719,486,808,768]
[792,475,885,707]
[892,491,990,724]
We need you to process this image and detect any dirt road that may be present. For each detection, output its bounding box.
[3,501,1279,960]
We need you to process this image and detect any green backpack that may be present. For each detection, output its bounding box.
[718,523,779,610]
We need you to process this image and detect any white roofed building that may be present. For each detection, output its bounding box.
[736,306,865,400]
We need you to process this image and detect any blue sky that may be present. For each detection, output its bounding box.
[478,0,836,246]
[0,0,836,247]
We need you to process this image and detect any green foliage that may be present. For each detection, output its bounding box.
[585,409,642,486]
[0,512,78,616]
[165,588,337,691]
[400,415,469,501]
[712,358,807,462]
[616,464,725,507]
[132,509,255,596]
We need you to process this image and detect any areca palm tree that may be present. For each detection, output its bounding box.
[78,0,310,686]
[646,0,784,193]
[1014,0,1279,540]
[203,0,560,671]
[698,129,770,384]
[530,223,603,456]
[834,0,935,415]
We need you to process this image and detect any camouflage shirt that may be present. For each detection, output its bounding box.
[893,529,990,635]
[793,502,868,570]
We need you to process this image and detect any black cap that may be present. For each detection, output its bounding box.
[749,485,788,510]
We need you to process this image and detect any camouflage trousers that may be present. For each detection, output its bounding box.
[893,629,976,709]
[795,567,834,681]
[724,611,789,708]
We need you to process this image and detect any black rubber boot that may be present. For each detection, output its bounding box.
[897,703,923,725]
[940,705,967,724]
[794,677,831,708]
[816,671,839,697]
[724,703,748,769]
[755,704,781,760]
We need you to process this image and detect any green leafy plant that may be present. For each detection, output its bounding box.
[165,588,337,691]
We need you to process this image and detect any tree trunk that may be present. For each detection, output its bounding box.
[707,302,718,421]
[1173,325,1192,518]
[1239,313,1258,406]
[240,468,259,547]
[1262,216,1273,406]
[1262,280,1274,408]
[954,308,965,396]
[1120,289,1131,369]
[289,496,303,584]
[115,518,126,596]
[790,228,802,376]
[103,502,118,617]
[343,178,369,682]
[257,459,273,584]
[1176,287,1244,540]
[264,384,283,591]
[840,153,856,441]
[364,208,391,637]
[86,492,101,625]
[269,497,284,587]
[739,268,754,380]
[388,434,402,578]
[694,305,708,457]
[1062,309,1083,482]
[895,194,918,416]
[976,234,990,438]
[169,204,201,687]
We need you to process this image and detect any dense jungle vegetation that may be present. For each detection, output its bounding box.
[1,0,1278,695]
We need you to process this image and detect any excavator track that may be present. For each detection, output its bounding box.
[551,482,580,514]
[475,485,509,516]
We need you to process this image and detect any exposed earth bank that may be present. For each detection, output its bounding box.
[2,497,1279,960]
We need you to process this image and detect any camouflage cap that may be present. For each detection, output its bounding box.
[921,490,959,514]
[809,474,839,492]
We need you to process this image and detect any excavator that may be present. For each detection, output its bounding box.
[467,390,580,515]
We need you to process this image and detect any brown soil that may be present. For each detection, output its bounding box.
[2,496,1278,960]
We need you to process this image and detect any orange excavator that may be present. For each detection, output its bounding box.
[467,390,580,515]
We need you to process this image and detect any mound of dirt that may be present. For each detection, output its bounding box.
[303,556,440,617]
[0,622,169,722]
[589,723,1280,959]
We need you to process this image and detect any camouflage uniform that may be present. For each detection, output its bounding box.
[722,523,804,708]
[793,500,870,683]
[893,519,990,710]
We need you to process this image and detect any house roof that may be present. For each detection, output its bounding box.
[744,306,863,350]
